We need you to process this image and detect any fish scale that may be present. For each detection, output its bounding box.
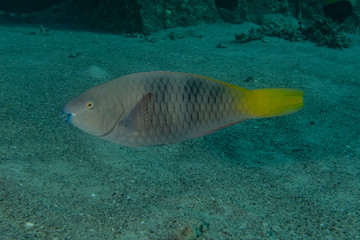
[63,71,303,147]
[134,74,237,146]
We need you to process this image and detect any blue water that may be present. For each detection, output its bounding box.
[1,1,360,239]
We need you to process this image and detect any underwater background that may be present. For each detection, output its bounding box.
[0,0,359,239]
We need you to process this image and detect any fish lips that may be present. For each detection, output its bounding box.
[62,112,73,123]
[62,105,76,124]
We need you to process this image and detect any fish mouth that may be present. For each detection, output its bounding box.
[62,112,75,123]
[62,103,77,123]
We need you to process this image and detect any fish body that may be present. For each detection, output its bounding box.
[63,71,303,147]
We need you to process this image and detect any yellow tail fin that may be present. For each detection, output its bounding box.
[242,88,304,118]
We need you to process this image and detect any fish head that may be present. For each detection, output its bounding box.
[62,85,123,137]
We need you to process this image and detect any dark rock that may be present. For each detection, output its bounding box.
[323,0,353,23]
[0,0,65,13]
[0,0,219,33]
[215,0,238,12]
[0,0,358,35]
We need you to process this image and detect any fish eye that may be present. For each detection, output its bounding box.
[86,101,95,110]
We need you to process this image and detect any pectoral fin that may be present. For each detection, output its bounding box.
[122,93,154,131]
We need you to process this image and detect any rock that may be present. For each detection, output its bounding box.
[0,0,358,35]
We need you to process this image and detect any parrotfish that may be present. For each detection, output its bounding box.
[62,71,303,147]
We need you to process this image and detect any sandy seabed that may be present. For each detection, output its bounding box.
[0,22,359,239]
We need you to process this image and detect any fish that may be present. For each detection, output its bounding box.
[62,71,303,147]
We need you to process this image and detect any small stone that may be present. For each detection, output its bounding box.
[200,223,208,233]
[25,222,34,228]
[216,41,228,48]
[164,9,172,18]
